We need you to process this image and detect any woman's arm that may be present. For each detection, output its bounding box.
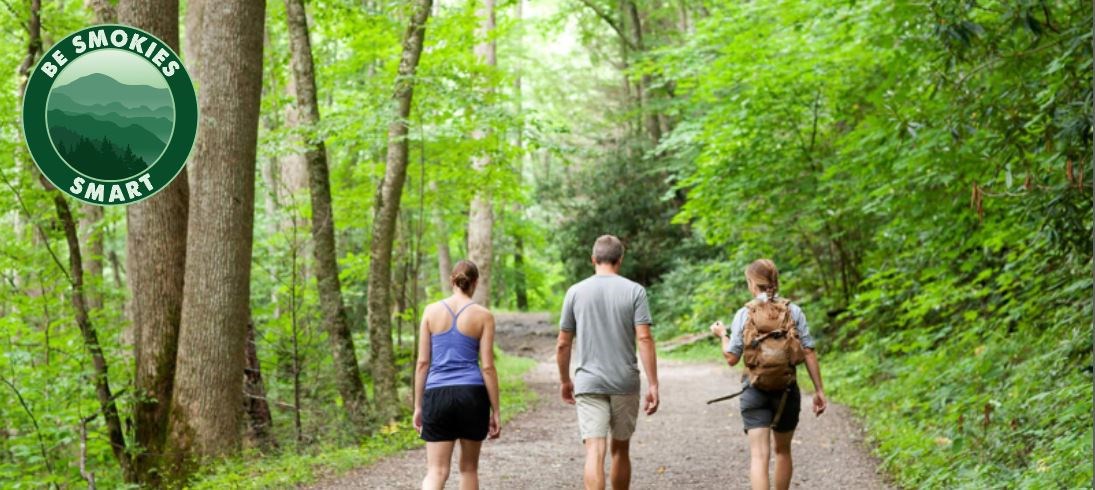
[413,309,432,432]
[479,313,501,438]
[803,348,827,416]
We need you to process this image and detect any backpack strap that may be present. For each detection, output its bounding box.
[770,387,791,429]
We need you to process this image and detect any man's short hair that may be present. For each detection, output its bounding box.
[592,235,624,265]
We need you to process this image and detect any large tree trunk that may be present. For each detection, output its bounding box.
[467,0,496,307]
[366,0,433,420]
[284,0,370,432]
[116,0,189,483]
[167,0,265,474]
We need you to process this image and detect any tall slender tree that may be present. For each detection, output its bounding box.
[117,0,189,482]
[18,0,132,481]
[284,0,370,431]
[366,0,434,419]
[467,0,496,307]
[166,0,266,472]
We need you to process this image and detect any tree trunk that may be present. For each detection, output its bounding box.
[284,0,370,431]
[52,192,134,481]
[79,206,103,311]
[116,0,188,483]
[513,235,528,310]
[80,0,114,313]
[243,319,276,449]
[467,0,496,307]
[431,182,452,294]
[624,0,660,144]
[366,0,433,421]
[167,0,265,474]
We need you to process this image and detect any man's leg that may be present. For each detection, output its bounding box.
[609,438,631,490]
[423,441,455,490]
[607,394,639,489]
[457,439,483,490]
[584,437,607,490]
[576,395,611,490]
[772,430,794,490]
[746,428,771,490]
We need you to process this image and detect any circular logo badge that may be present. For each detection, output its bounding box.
[22,24,197,206]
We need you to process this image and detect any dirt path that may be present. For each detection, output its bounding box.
[310,313,889,489]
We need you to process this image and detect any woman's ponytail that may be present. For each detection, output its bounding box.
[745,259,780,302]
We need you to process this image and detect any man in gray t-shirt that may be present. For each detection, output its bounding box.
[557,235,659,490]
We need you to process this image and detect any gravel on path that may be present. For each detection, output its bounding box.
[308,313,889,489]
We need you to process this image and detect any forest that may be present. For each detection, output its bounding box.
[0,0,1092,488]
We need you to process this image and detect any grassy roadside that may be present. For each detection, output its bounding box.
[187,351,538,489]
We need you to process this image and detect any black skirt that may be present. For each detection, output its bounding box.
[421,384,490,442]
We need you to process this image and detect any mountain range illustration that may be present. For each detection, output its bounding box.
[47,73,175,180]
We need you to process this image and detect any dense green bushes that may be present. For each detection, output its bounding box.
[649,0,1093,487]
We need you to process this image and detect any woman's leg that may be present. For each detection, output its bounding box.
[423,441,455,490]
[772,430,794,490]
[746,428,771,490]
[458,439,483,490]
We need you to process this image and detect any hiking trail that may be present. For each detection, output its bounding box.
[309,313,889,489]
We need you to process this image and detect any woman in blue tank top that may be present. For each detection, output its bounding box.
[413,260,501,490]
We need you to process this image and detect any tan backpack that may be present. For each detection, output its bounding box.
[742,297,806,391]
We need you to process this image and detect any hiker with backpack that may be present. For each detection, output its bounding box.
[709,259,827,490]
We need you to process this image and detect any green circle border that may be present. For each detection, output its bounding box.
[22,24,197,206]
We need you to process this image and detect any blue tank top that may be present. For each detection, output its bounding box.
[425,301,485,390]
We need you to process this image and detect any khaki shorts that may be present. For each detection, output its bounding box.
[575,393,640,441]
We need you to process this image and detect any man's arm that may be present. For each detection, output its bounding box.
[636,324,659,415]
[556,330,575,404]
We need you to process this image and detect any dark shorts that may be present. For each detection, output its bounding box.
[740,382,801,433]
[421,384,489,442]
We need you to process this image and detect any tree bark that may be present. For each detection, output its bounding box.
[116,0,188,483]
[467,0,496,307]
[284,0,370,431]
[167,0,265,474]
[79,206,103,311]
[366,0,433,420]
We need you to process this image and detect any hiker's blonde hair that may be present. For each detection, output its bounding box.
[745,259,779,298]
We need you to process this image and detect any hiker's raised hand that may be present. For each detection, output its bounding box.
[413,408,423,433]
[488,411,501,439]
[813,391,827,417]
[560,380,576,405]
[709,321,726,338]
[644,384,660,415]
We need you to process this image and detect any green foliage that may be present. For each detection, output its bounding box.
[651,0,1094,487]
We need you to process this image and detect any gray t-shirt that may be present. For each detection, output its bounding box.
[725,301,815,357]
[560,274,652,395]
